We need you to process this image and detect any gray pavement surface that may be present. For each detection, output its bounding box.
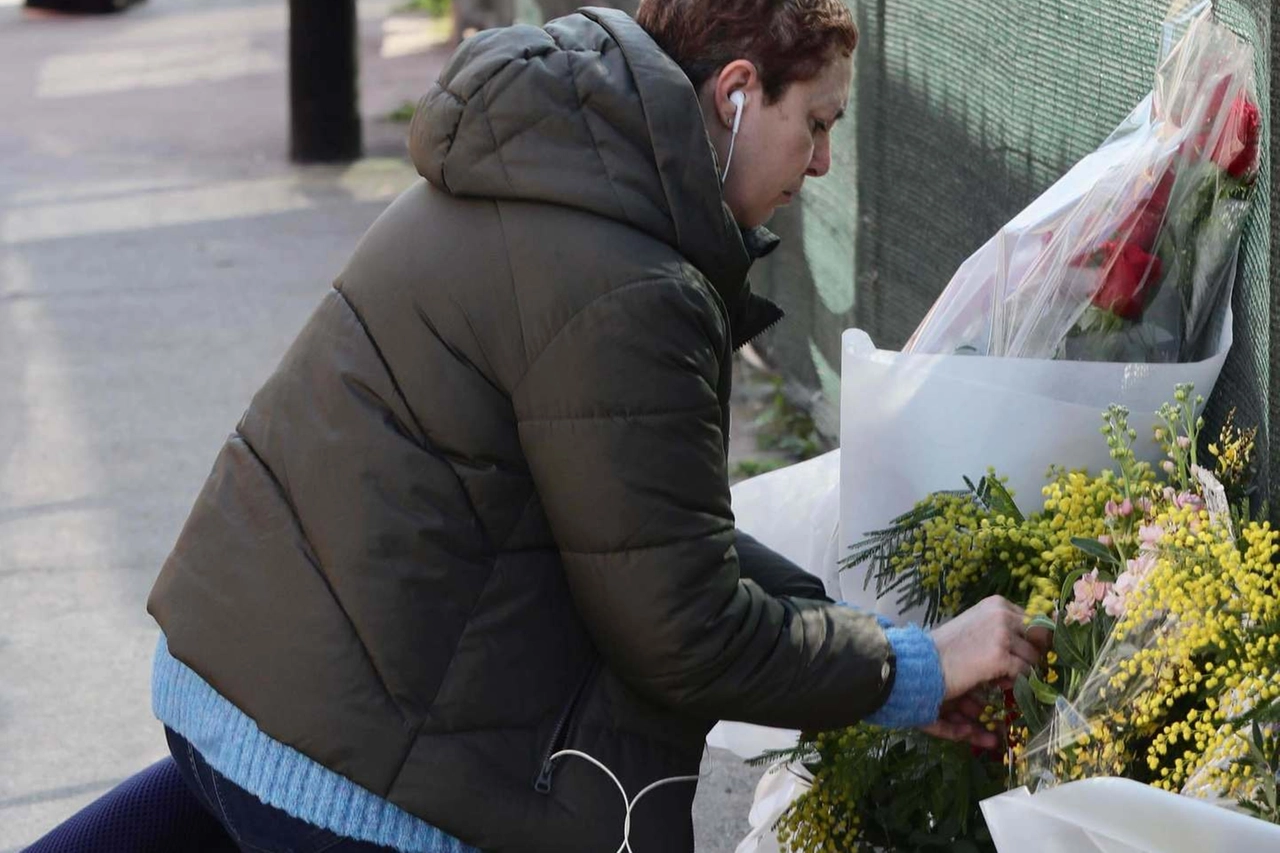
[0,1,759,850]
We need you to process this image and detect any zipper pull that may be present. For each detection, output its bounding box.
[534,758,556,794]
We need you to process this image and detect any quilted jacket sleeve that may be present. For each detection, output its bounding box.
[512,276,897,730]
[735,531,831,602]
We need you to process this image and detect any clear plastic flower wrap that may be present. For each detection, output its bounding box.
[1017,578,1190,792]
[1014,438,1280,818]
[904,4,1261,362]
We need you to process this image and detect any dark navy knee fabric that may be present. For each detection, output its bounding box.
[23,755,236,853]
[164,728,400,853]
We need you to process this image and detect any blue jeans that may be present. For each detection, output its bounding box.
[165,727,397,853]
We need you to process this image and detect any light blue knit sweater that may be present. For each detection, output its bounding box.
[153,617,942,851]
[152,635,477,853]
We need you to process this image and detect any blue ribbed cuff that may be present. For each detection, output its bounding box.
[864,624,945,729]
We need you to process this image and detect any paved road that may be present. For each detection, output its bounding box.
[0,1,760,849]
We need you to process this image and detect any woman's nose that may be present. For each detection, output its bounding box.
[807,137,832,178]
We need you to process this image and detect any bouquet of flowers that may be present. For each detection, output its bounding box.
[836,2,1258,621]
[753,388,1280,852]
[722,5,1266,850]
[1006,396,1280,825]
[904,6,1261,363]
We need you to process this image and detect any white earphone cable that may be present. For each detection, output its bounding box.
[721,130,739,186]
[544,747,709,853]
[721,91,745,186]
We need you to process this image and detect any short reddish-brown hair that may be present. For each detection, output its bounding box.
[636,0,858,103]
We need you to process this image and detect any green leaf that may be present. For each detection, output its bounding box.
[1013,673,1047,735]
[981,477,1024,524]
[1059,567,1090,607]
[1241,731,1272,786]
[1027,614,1057,634]
[1053,622,1092,673]
[1070,536,1120,566]
[1028,671,1061,705]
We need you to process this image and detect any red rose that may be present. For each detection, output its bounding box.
[1113,169,1174,252]
[1090,240,1163,320]
[1070,169,1172,273]
[1210,95,1261,179]
[1179,77,1232,161]
[1180,83,1261,180]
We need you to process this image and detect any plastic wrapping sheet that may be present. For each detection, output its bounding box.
[981,777,1280,852]
[905,6,1259,363]
[839,305,1230,620]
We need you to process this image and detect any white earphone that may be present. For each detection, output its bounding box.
[720,90,745,186]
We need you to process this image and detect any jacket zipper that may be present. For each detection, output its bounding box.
[732,294,785,352]
[534,660,599,794]
[734,312,783,351]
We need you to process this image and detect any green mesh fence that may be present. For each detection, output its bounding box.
[512,0,636,26]
[751,0,1275,514]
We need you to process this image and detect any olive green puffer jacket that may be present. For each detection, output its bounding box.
[149,9,897,851]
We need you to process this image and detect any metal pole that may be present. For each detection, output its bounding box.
[289,0,362,163]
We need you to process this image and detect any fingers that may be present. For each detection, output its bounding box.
[922,717,999,750]
[921,718,971,742]
[1026,625,1053,653]
[934,595,1046,700]
[966,728,999,751]
[920,719,960,741]
[996,602,1042,674]
[989,595,1025,620]
[951,694,985,722]
[926,693,1004,750]
[952,725,999,750]
[1010,635,1041,670]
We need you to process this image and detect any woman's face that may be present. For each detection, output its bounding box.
[703,55,853,229]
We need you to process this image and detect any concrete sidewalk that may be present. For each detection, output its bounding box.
[0,1,759,849]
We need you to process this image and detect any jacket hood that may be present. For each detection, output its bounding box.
[409,8,776,310]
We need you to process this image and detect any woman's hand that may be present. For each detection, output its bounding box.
[917,596,1051,746]
[921,690,1000,749]
[930,595,1044,701]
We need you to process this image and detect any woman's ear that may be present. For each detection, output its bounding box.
[711,59,759,128]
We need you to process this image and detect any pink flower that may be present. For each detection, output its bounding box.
[1162,460,1177,475]
[1106,573,1133,615]
[1073,568,1110,605]
[1138,524,1165,551]
[1065,599,1095,625]
[1105,498,1134,518]
[1098,534,1114,548]
[1135,497,1153,516]
[1103,565,1149,619]
[1126,552,1156,580]
[1114,571,1141,596]
[1103,587,1128,618]
[1162,487,1204,512]
[1176,436,1192,450]
[1173,492,1204,512]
